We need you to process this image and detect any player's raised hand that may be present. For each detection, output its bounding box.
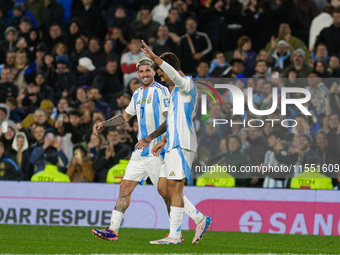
[135,137,151,150]
[93,121,105,135]
[141,40,157,60]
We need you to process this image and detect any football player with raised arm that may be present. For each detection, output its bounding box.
[91,58,209,243]
[137,41,212,244]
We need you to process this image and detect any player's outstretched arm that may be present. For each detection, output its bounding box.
[141,40,190,92]
[92,111,132,135]
[141,40,163,66]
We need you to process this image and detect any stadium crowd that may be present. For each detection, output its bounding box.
[0,0,339,188]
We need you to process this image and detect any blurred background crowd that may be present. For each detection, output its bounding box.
[0,0,339,188]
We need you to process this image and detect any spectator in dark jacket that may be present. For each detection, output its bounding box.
[6,97,26,123]
[92,57,123,109]
[165,7,185,36]
[209,134,252,187]
[64,17,83,53]
[22,123,45,180]
[153,25,180,57]
[106,5,130,40]
[0,141,21,180]
[131,6,160,45]
[43,23,64,52]
[246,126,269,166]
[0,67,19,103]
[180,17,212,74]
[52,55,75,102]
[0,27,18,63]
[71,0,106,39]
[41,0,64,34]
[82,37,107,68]
[200,120,222,155]
[316,129,339,166]
[315,8,340,56]
[64,109,91,144]
[30,128,68,173]
[87,87,111,119]
[93,128,132,182]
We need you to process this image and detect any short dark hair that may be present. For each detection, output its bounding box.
[46,155,58,165]
[263,81,273,87]
[1,66,11,72]
[198,60,209,67]
[117,92,131,100]
[5,97,17,107]
[213,51,223,58]
[309,70,321,77]
[255,59,267,66]
[20,17,31,24]
[89,36,101,45]
[169,7,179,13]
[116,5,126,12]
[33,122,46,130]
[269,129,284,140]
[140,6,151,12]
[329,112,339,120]
[107,127,118,133]
[73,143,88,156]
[106,56,118,65]
[49,23,61,29]
[230,58,244,65]
[186,16,197,23]
[287,68,297,74]
[159,52,181,71]
[69,109,81,117]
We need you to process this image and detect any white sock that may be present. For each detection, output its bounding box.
[169,206,184,240]
[109,210,124,233]
[183,195,205,225]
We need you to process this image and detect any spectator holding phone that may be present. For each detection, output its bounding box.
[30,128,68,173]
[66,144,94,182]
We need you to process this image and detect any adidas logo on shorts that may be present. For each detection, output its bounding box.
[169,171,176,176]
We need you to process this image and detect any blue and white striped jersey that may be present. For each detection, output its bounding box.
[125,82,170,157]
[263,150,286,188]
[159,61,198,153]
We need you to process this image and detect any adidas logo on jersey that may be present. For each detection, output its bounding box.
[169,171,176,176]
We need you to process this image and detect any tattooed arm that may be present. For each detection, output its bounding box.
[135,112,167,150]
[92,111,133,135]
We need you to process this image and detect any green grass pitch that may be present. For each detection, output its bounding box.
[1,225,340,254]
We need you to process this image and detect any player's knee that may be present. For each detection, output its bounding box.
[119,182,133,197]
[157,185,167,199]
[166,182,176,195]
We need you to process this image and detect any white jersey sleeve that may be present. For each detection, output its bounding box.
[158,85,170,114]
[159,61,194,93]
[125,90,139,116]
[165,76,198,153]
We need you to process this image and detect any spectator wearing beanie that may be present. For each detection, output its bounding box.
[20,100,55,129]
